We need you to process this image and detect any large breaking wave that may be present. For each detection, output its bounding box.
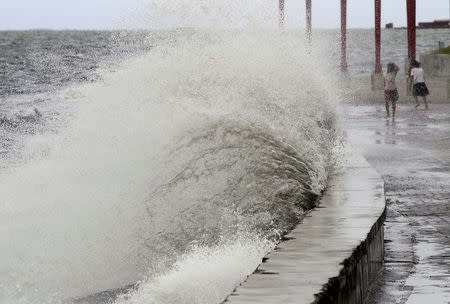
[0,30,341,304]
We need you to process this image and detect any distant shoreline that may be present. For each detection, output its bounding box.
[1,27,450,32]
[388,27,450,30]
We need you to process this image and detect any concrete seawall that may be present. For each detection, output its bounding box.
[421,54,450,78]
[342,75,450,104]
[225,152,386,304]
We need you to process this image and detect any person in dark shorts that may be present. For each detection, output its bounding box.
[383,62,399,118]
[410,60,429,110]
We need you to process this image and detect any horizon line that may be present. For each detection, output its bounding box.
[0,25,418,31]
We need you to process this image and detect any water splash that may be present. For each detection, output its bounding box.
[114,236,274,304]
[0,29,341,304]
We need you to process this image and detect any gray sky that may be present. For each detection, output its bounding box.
[1,0,449,30]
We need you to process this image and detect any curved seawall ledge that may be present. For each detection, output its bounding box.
[224,151,386,304]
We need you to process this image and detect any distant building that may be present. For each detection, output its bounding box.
[418,19,450,29]
[385,23,394,29]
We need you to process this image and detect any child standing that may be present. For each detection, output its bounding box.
[383,62,399,118]
[410,60,429,110]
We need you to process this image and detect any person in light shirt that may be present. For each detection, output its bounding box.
[383,62,400,118]
[410,60,429,110]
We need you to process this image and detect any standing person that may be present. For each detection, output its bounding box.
[383,62,399,118]
[410,60,429,110]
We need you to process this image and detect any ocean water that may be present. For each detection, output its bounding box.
[0,29,341,304]
[0,26,448,304]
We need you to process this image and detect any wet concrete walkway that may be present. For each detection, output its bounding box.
[345,104,450,304]
[225,146,385,304]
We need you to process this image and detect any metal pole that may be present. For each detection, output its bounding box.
[405,0,416,96]
[306,0,312,42]
[341,0,348,72]
[279,0,285,30]
[406,0,416,61]
[375,0,382,74]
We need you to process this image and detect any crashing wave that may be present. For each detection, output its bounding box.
[1,30,341,304]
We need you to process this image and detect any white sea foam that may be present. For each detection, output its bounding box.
[0,28,341,304]
[114,235,274,304]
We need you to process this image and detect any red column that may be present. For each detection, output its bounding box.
[306,0,312,42]
[279,0,285,30]
[375,0,382,74]
[341,0,348,72]
[406,0,416,61]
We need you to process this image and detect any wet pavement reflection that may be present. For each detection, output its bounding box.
[345,104,450,304]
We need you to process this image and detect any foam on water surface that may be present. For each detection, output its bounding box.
[1,21,341,304]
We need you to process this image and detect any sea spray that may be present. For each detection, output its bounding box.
[114,235,274,304]
[122,0,278,29]
[1,30,341,304]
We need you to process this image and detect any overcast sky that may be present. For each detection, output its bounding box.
[1,0,449,30]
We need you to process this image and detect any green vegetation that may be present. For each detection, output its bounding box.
[431,46,450,55]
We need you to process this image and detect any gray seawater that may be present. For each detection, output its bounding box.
[2,29,449,96]
[0,30,153,169]
[0,28,448,304]
[0,30,155,97]
[1,28,448,169]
